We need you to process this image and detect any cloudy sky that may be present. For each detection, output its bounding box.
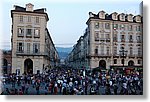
[0,0,142,49]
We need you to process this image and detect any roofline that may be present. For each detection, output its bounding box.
[11,10,49,21]
[86,17,143,25]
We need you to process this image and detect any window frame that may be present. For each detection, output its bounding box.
[17,27,24,37]
[105,23,110,29]
[33,43,40,54]
[19,16,23,23]
[114,59,117,64]
[34,28,40,38]
[17,42,24,53]
[26,28,32,37]
[35,17,40,24]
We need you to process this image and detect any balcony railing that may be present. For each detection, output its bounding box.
[95,38,99,41]
[113,38,118,42]
[87,53,111,57]
[136,54,143,57]
[128,54,135,57]
[113,53,120,57]
[137,40,142,43]
[16,51,49,56]
[106,38,110,42]
[121,39,125,42]
[99,38,105,41]
[99,38,110,42]
[129,39,133,43]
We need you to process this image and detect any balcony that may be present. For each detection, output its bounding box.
[113,53,120,58]
[136,54,143,58]
[113,38,118,42]
[137,40,142,43]
[129,39,133,43]
[95,38,99,41]
[16,51,49,56]
[100,38,106,41]
[99,38,110,42]
[18,34,24,37]
[128,54,135,58]
[87,53,111,58]
[106,38,110,42]
[121,39,125,42]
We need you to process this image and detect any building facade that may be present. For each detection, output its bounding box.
[0,50,12,75]
[11,3,59,75]
[67,10,143,70]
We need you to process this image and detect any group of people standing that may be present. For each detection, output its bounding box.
[1,67,143,95]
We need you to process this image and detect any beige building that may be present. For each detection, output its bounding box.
[11,3,59,74]
[67,10,143,70]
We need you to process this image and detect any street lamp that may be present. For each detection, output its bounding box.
[119,49,128,67]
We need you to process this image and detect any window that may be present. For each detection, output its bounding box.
[114,59,117,64]
[105,34,109,39]
[121,59,124,65]
[136,17,141,22]
[27,43,30,53]
[106,34,110,42]
[101,45,104,55]
[138,47,142,56]
[129,35,133,42]
[95,32,99,41]
[26,29,32,37]
[95,22,99,29]
[137,35,141,43]
[113,24,118,30]
[113,47,117,55]
[34,29,40,37]
[113,34,117,42]
[19,16,23,22]
[17,28,24,36]
[17,42,24,53]
[27,16,31,22]
[120,24,125,30]
[128,25,133,31]
[95,46,98,55]
[35,17,39,23]
[114,15,117,20]
[33,43,40,53]
[106,47,109,55]
[121,15,124,20]
[137,26,141,31]
[138,60,142,64]
[129,47,133,55]
[121,35,125,42]
[101,34,104,39]
[105,23,110,29]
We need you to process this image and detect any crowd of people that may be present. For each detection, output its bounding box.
[1,67,143,95]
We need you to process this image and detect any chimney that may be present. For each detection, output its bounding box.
[26,3,34,11]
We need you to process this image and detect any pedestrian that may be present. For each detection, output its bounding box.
[113,84,118,95]
[18,89,23,95]
[5,88,10,95]
[36,84,40,95]
[54,83,58,95]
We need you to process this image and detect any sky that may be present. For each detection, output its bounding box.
[0,0,142,50]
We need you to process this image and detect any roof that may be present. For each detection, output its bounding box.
[11,5,49,21]
[86,12,143,25]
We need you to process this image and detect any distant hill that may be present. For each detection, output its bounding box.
[56,47,73,59]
